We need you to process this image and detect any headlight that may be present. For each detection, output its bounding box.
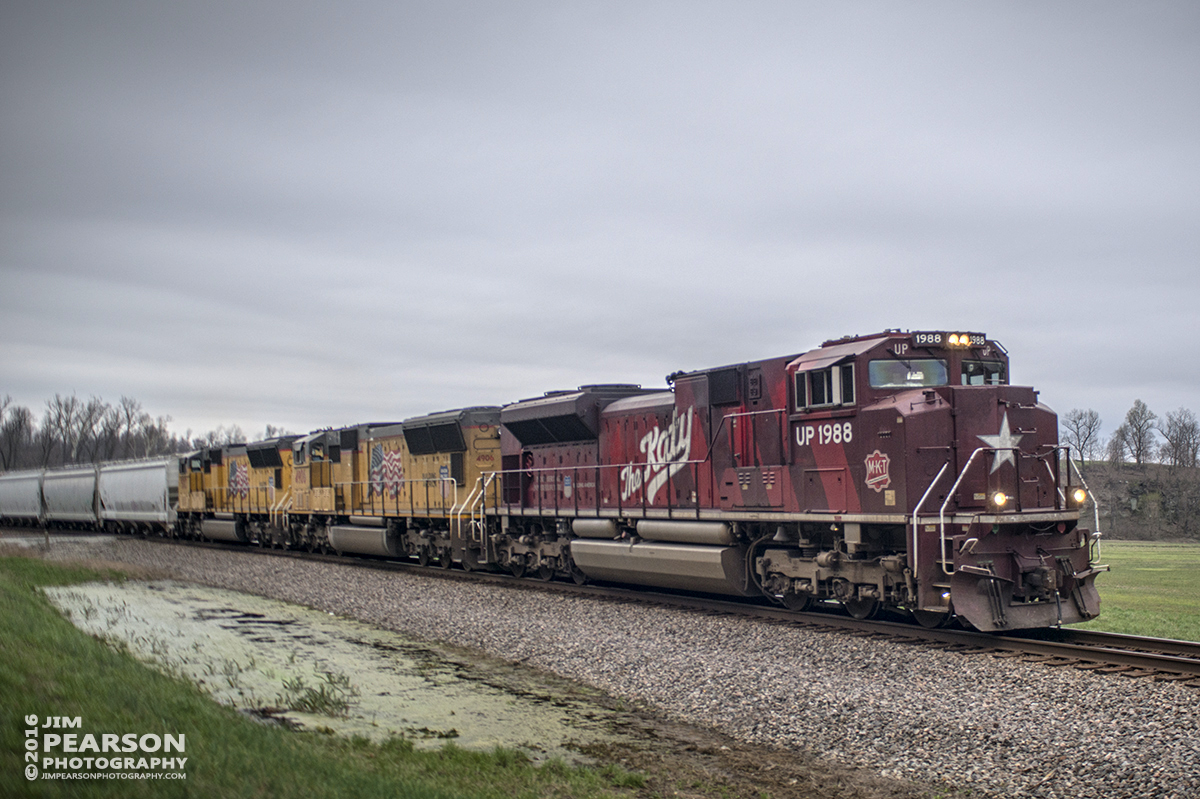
[1072,488,1087,505]
[991,491,1009,507]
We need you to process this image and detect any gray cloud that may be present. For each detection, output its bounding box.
[2,1,1198,440]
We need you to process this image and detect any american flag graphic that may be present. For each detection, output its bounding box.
[229,462,249,498]
[370,444,405,497]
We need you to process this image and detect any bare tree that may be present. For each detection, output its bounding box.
[1121,400,1158,465]
[1061,409,1103,472]
[195,425,247,449]
[73,396,111,463]
[141,415,177,457]
[44,394,83,465]
[117,396,144,458]
[259,424,294,441]
[96,408,116,460]
[1106,427,1129,465]
[1159,408,1200,469]
[0,402,34,471]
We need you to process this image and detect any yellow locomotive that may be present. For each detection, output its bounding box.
[176,408,501,563]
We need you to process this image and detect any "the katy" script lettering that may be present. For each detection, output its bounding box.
[620,408,694,502]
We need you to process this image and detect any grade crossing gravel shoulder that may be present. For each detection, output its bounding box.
[39,538,1200,799]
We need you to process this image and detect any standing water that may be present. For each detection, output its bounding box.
[45,580,622,761]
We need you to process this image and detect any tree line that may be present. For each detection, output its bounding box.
[1060,402,1200,470]
[0,393,288,472]
[1061,401,1200,541]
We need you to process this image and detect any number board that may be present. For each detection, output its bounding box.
[913,332,986,347]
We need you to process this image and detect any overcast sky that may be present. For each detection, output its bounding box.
[2,1,1197,442]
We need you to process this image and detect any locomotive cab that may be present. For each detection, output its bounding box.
[763,330,1103,630]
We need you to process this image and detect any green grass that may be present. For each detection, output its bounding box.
[0,555,644,799]
[1075,541,1200,641]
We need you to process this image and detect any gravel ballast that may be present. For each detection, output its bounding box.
[33,537,1200,798]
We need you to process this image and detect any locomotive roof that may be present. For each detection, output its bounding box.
[502,385,659,445]
[789,335,889,372]
[247,436,298,450]
[402,406,501,429]
[601,391,675,415]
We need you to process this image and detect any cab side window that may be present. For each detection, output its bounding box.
[796,363,854,409]
[962,360,1006,385]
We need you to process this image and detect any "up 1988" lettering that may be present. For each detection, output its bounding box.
[796,422,853,447]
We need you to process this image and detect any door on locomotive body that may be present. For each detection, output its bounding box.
[202,448,224,512]
[179,451,204,512]
[515,442,596,511]
[244,444,272,515]
[326,429,354,514]
[291,434,316,513]
[336,427,364,515]
[272,440,296,516]
[307,434,336,513]
[361,426,407,517]
[521,446,553,509]
[707,359,792,511]
[461,412,502,510]
[223,446,250,515]
[792,363,852,514]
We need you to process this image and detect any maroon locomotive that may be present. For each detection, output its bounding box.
[485,330,1104,631]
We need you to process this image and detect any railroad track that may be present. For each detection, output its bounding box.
[19,530,1200,688]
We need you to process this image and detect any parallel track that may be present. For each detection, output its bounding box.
[17,530,1200,687]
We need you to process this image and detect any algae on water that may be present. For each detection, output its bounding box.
[45,580,619,761]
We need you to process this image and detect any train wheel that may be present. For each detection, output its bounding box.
[537,564,555,582]
[571,565,588,585]
[417,547,431,567]
[438,550,452,569]
[782,593,812,612]
[509,558,526,578]
[842,597,879,620]
[912,609,950,629]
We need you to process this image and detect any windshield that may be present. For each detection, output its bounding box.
[868,359,948,389]
[962,360,1006,385]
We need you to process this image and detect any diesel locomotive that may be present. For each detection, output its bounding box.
[1,330,1106,631]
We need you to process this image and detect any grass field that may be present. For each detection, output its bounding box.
[1075,540,1200,642]
[0,555,644,799]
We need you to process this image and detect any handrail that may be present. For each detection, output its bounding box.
[485,459,709,519]
[330,478,460,517]
[910,461,950,584]
[453,475,486,535]
[1067,455,1104,565]
[937,447,995,575]
[465,472,497,544]
[270,491,291,529]
[934,444,1081,576]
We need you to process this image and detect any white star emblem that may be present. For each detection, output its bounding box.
[977,411,1023,473]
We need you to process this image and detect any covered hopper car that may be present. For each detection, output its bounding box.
[0,458,177,533]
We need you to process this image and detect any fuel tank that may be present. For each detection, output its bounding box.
[570,539,757,596]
